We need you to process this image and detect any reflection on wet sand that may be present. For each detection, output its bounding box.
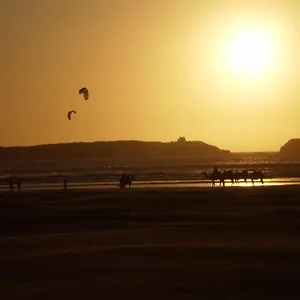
[1,177,300,192]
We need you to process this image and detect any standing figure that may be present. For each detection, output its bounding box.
[17,179,22,192]
[9,177,14,192]
[212,166,218,174]
[120,172,127,188]
[64,178,68,190]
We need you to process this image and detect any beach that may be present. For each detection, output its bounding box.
[1,185,300,299]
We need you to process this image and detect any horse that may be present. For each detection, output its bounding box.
[203,170,234,186]
[203,171,221,186]
[120,174,136,188]
[221,170,235,186]
[248,170,264,185]
[233,170,248,185]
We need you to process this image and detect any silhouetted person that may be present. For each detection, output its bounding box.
[120,172,127,188]
[17,179,21,192]
[9,177,14,192]
[212,166,218,174]
[64,178,67,190]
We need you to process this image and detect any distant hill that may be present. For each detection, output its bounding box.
[0,140,231,161]
[279,139,300,159]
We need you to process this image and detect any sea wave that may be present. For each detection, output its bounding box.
[1,153,300,189]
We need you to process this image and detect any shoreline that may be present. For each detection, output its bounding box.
[1,177,300,193]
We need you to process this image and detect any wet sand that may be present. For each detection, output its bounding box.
[1,186,300,299]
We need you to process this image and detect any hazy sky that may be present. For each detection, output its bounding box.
[2,0,300,151]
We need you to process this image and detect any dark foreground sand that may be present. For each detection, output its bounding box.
[1,186,300,299]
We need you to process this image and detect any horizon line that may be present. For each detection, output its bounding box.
[0,139,284,153]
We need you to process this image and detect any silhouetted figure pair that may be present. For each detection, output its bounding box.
[9,178,22,192]
[120,172,135,188]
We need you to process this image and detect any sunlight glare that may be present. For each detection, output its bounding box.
[228,30,273,77]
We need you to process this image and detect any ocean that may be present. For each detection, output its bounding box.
[1,152,300,191]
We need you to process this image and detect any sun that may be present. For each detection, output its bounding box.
[228,29,273,77]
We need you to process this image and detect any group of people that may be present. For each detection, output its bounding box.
[8,177,70,192]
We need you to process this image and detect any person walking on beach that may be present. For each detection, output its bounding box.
[120,172,127,188]
[9,177,14,192]
[17,179,22,192]
[64,178,68,190]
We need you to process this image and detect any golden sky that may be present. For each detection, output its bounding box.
[2,0,300,151]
